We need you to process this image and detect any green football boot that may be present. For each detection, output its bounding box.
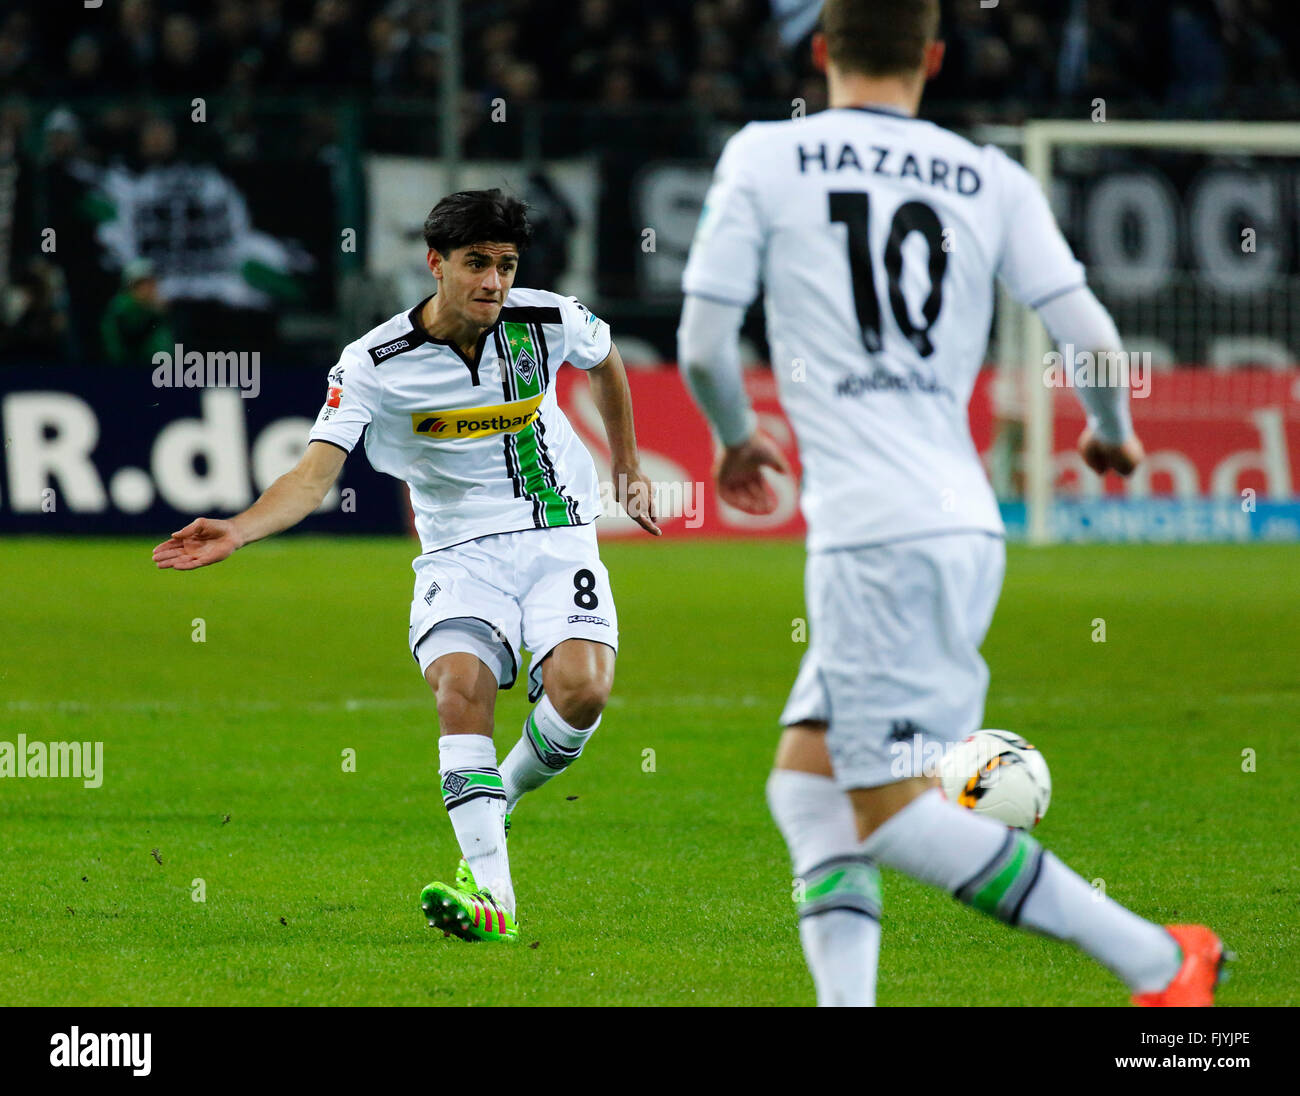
[454,812,511,892]
[420,881,518,942]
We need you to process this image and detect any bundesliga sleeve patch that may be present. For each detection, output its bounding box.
[322,364,345,415]
[573,301,607,344]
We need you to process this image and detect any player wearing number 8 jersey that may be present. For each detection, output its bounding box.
[678,0,1225,1005]
[154,189,661,942]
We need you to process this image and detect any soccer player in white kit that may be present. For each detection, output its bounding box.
[678,0,1226,1005]
[154,189,661,942]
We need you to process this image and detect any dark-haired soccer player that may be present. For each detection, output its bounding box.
[678,0,1226,1004]
[154,189,660,941]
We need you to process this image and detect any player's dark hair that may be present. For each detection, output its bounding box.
[820,0,940,78]
[422,188,533,254]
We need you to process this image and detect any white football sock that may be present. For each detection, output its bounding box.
[1015,852,1182,994]
[862,788,1181,993]
[500,694,598,812]
[767,769,881,1007]
[438,733,514,915]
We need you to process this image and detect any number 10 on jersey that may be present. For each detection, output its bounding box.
[829,192,948,359]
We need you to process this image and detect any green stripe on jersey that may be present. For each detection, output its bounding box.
[502,321,543,398]
[499,320,575,528]
[515,422,573,527]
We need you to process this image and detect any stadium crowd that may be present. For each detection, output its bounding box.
[2,0,1297,365]
[2,1,1296,121]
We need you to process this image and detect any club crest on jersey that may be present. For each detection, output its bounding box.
[410,392,544,440]
[504,322,541,387]
[514,346,539,386]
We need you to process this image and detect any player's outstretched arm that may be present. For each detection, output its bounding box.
[997,157,1145,480]
[1036,287,1145,478]
[677,293,790,515]
[152,440,346,570]
[715,431,790,516]
[586,342,661,536]
[1078,426,1144,477]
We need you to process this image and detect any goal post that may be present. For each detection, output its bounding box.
[1016,121,1300,544]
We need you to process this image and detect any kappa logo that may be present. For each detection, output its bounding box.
[369,337,414,364]
[566,614,609,626]
[442,772,468,797]
[888,719,925,743]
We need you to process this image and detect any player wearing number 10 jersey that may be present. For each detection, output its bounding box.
[154,189,661,942]
[678,0,1225,1006]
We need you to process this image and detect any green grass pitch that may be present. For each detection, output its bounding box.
[0,536,1296,1006]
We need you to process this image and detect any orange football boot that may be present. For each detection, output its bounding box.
[1132,924,1230,1007]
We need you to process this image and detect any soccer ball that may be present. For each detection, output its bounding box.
[939,729,1051,830]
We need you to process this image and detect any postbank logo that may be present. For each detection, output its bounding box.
[411,392,544,440]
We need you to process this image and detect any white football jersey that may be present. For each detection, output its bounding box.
[309,287,612,553]
[682,106,1085,550]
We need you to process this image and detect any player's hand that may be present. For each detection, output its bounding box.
[1078,427,1144,477]
[152,517,244,570]
[612,462,661,536]
[715,430,790,515]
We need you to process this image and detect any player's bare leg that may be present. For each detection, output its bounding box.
[773,722,834,777]
[767,722,882,1007]
[846,775,935,838]
[422,651,517,934]
[542,638,615,728]
[499,639,614,811]
[426,651,497,736]
[847,775,1205,1003]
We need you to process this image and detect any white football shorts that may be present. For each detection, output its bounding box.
[780,532,1006,790]
[409,523,618,701]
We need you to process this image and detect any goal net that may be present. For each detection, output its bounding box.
[994,121,1300,544]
